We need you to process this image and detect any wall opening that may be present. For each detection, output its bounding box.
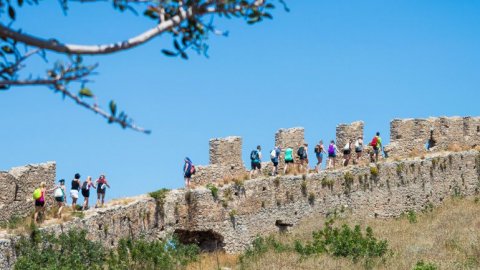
[174,229,225,252]
[275,220,293,233]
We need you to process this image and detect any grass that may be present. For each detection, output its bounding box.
[189,197,480,270]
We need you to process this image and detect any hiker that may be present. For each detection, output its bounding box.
[33,182,47,224]
[327,140,338,169]
[314,140,327,172]
[270,146,281,176]
[284,146,294,174]
[250,145,262,178]
[426,129,436,151]
[183,157,195,189]
[70,173,81,211]
[342,139,353,166]
[370,132,383,163]
[297,143,309,173]
[95,174,110,208]
[354,137,363,164]
[53,179,67,218]
[81,176,96,210]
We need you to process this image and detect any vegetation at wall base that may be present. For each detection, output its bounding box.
[14,229,199,270]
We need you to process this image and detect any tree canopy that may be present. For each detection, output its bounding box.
[0,0,287,133]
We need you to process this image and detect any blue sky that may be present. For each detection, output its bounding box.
[1,1,479,199]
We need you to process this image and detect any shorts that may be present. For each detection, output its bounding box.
[316,153,324,160]
[55,196,64,203]
[343,150,351,155]
[328,153,336,158]
[35,200,45,207]
[97,188,106,195]
[373,147,379,154]
[271,159,279,167]
[251,162,261,170]
[70,190,79,199]
[355,147,363,153]
[300,158,308,164]
[82,190,90,198]
[285,159,294,164]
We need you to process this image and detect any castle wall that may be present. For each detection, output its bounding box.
[387,116,480,157]
[1,150,479,268]
[274,127,305,170]
[0,162,56,222]
[192,136,247,185]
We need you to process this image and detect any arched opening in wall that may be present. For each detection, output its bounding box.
[14,183,20,201]
[275,220,293,233]
[174,229,225,252]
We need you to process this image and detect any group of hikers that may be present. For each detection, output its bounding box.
[32,173,110,224]
[248,132,384,177]
[182,132,385,187]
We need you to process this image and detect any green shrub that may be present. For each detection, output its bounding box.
[0,215,23,230]
[370,166,379,178]
[413,260,438,270]
[301,180,308,196]
[294,219,389,262]
[149,188,170,204]
[239,236,290,267]
[308,192,315,205]
[273,177,280,188]
[396,163,405,175]
[14,229,199,270]
[206,183,218,199]
[407,210,417,224]
[321,177,334,189]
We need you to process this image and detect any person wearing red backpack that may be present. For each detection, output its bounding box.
[184,157,195,189]
[370,132,382,163]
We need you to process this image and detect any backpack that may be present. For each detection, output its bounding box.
[328,144,335,155]
[33,188,42,200]
[314,145,320,154]
[82,182,88,191]
[190,165,196,175]
[54,187,64,198]
[371,136,378,148]
[270,149,276,159]
[297,146,305,158]
[250,150,259,161]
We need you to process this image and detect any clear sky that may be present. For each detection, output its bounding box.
[1,1,479,200]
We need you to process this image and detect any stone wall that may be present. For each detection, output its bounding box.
[0,162,56,222]
[1,149,480,268]
[387,116,480,157]
[192,136,247,185]
[274,127,305,170]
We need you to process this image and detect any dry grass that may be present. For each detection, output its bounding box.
[189,197,480,270]
[108,197,135,207]
[448,143,470,152]
[186,252,238,270]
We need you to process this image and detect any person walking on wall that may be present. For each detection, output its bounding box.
[327,140,338,169]
[342,139,353,166]
[370,132,383,163]
[354,137,363,165]
[183,157,195,189]
[33,182,47,224]
[270,146,281,176]
[250,145,262,178]
[95,174,110,208]
[53,179,67,218]
[314,140,327,173]
[81,176,96,210]
[426,128,436,151]
[297,143,309,173]
[70,173,81,211]
[284,146,294,174]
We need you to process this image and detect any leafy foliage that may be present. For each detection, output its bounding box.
[413,260,438,270]
[206,183,219,199]
[14,229,199,270]
[294,219,389,262]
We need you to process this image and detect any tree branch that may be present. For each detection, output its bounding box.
[0,8,190,55]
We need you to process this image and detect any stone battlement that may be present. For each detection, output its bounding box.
[193,116,480,185]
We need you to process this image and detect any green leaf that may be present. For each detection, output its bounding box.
[109,100,117,116]
[161,50,177,57]
[265,3,275,9]
[1,46,13,54]
[8,6,15,20]
[79,88,94,98]
[174,40,181,51]
[180,51,188,60]
[263,13,273,19]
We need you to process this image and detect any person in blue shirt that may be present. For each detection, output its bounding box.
[270,146,281,176]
